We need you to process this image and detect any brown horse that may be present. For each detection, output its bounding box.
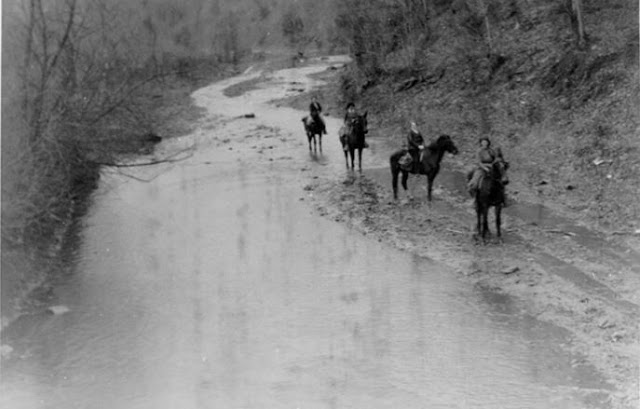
[472,156,509,243]
[302,116,323,153]
[390,135,458,201]
[343,112,368,171]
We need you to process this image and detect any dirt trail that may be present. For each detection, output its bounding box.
[276,61,640,409]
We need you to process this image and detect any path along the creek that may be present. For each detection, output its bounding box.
[0,56,617,409]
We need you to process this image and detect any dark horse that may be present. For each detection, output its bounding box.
[344,112,368,171]
[472,156,509,243]
[302,115,323,153]
[390,135,458,201]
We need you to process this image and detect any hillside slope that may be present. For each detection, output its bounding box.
[336,0,639,233]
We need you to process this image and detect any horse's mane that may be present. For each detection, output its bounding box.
[426,134,451,151]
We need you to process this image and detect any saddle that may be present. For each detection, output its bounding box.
[399,152,413,171]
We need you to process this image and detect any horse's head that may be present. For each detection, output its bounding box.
[436,134,458,155]
[492,158,510,186]
[351,112,368,136]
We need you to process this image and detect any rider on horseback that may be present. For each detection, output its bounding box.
[406,121,425,172]
[467,137,509,204]
[340,102,368,151]
[309,96,327,135]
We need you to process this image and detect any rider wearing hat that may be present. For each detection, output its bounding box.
[406,121,425,172]
[340,102,368,150]
[309,95,327,135]
[467,137,508,203]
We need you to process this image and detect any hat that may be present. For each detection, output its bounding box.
[410,121,419,134]
[346,102,355,109]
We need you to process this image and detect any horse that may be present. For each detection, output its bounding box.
[343,112,368,171]
[302,115,323,153]
[472,156,509,243]
[389,134,459,201]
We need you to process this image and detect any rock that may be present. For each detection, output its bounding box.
[598,319,615,329]
[611,332,624,342]
[243,113,256,118]
[593,158,613,166]
[144,132,162,143]
[47,305,70,315]
[502,266,520,275]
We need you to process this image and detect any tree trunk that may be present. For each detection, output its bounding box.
[572,0,586,48]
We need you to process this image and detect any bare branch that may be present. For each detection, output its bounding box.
[48,0,77,74]
[88,71,175,126]
[94,146,196,168]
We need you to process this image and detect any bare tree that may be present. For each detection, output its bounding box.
[571,0,586,48]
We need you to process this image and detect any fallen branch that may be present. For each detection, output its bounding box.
[113,168,163,183]
[611,230,640,236]
[95,146,195,168]
[446,228,466,235]
[545,229,576,237]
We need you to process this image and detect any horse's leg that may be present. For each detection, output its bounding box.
[350,149,355,170]
[401,171,409,192]
[482,206,490,244]
[474,200,482,242]
[495,204,503,243]
[308,134,312,152]
[358,148,363,172]
[319,134,322,153]
[427,173,435,202]
[391,165,400,199]
[344,149,349,169]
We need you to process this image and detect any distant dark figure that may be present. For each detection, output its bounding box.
[390,134,459,201]
[309,96,327,135]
